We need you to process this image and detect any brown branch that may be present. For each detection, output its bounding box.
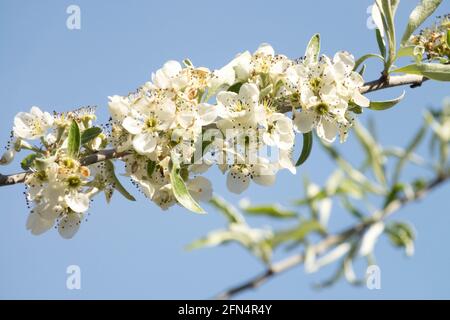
[0,149,129,186]
[214,172,449,300]
[0,74,429,188]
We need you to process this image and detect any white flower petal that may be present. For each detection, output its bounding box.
[65,192,90,213]
[58,212,82,239]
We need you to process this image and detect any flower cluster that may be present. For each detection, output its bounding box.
[1,38,370,237]
[2,106,111,238]
[408,14,450,63]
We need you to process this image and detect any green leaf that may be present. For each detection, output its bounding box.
[105,160,136,201]
[305,33,320,63]
[392,63,450,81]
[170,164,205,214]
[80,127,102,145]
[186,224,272,263]
[392,124,427,184]
[369,91,405,110]
[354,123,386,186]
[377,0,397,69]
[67,120,81,158]
[354,53,384,71]
[241,204,297,219]
[209,195,244,224]
[296,131,313,166]
[227,82,243,94]
[376,28,387,59]
[20,154,38,170]
[386,221,415,256]
[400,0,443,46]
[270,220,325,248]
[396,45,416,58]
[447,30,450,47]
[147,160,156,178]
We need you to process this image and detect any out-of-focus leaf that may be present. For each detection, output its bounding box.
[186,223,272,263]
[383,183,404,209]
[320,141,385,195]
[354,123,387,186]
[105,160,136,201]
[209,195,244,224]
[170,164,205,214]
[385,221,416,256]
[392,63,450,81]
[400,0,443,46]
[368,91,405,110]
[241,203,297,219]
[340,196,365,220]
[392,124,427,183]
[67,120,81,158]
[305,33,320,63]
[296,131,313,166]
[270,220,325,249]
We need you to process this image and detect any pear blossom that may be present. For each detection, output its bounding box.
[13,106,54,140]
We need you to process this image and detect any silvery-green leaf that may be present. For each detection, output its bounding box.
[296,131,313,166]
[392,63,450,81]
[354,53,384,71]
[369,91,405,110]
[170,164,206,214]
[400,0,443,46]
[67,120,81,158]
[209,195,244,224]
[305,33,320,63]
[241,203,297,219]
[80,127,102,145]
[105,160,136,201]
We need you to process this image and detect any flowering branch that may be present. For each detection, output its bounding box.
[214,171,450,300]
[0,74,429,188]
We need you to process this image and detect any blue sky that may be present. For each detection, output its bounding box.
[0,0,449,299]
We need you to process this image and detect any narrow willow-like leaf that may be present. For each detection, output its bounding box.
[80,127,102,145]
[105,160,136,201]
[392,124,427,184]
[396,45,416,58]
[296,131,313,166]
[227,82,243,93]
[209,195,244,224]
[392,63,450,81]
[376,28,387,59]
[369,91,405,110]
[400,0,443,46]
[147,160,156,178]
[354,124,386,186]
[354,53,384,71]
[377,0,396,68]
[170,165,205,214]
[305,33,320,63]
[447,30,450,47]
[241,204,297,219]
[67,120,81,158]
[270,220,324,248]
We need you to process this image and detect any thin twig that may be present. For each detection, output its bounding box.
[214,172,449,300]
[0,74,429,187]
